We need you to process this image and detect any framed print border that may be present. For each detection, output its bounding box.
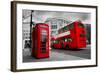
[11,1,98,72]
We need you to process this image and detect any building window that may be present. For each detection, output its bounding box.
[51,25,57,29]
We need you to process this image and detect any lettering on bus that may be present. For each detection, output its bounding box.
[57,31,70,38]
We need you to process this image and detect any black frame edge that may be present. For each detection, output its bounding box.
[15,65,97,72]
[11,1,17,72]
[96,6,98,67]
[11,1,97,8]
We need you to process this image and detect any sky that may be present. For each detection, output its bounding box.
[23,10,91,24]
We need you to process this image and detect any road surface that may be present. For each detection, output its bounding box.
[23,45,91,62]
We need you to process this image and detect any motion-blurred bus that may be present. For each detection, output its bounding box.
[51,21,86,49]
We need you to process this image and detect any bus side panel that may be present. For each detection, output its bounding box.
[73,22,79,48]
[69,22,78,49]
[70,30,76,48]
[77,28,86,48]
[75,22,86,48]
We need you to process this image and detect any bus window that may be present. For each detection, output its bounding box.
[65,38,67,42]
[60,29,62,33]
[60,28,64,33]
[68,23,73,30]
[58,25,69,33]
[61,38,65,42]
[78,23,84,28]
[58,30,60,33]
[66,27,69,31]
[80,34,85,37]
[59,29,62,33]
[63,26,68,32]
[67,38,72,42]
[54,40,59,44]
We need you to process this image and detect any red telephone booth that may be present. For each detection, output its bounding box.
[32,23,49,58]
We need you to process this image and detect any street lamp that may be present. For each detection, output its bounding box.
[30,10,34,48]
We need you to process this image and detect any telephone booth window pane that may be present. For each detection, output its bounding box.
[41,30,47,53]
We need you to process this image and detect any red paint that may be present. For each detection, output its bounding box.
[51,21,86,49]
[32,23,49,58]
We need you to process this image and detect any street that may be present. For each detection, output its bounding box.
[23,45,91,63]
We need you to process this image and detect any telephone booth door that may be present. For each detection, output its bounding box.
[37,26,49,58]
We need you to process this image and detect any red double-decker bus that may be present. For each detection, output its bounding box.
[51,21,86,49]
[32,23,49,58]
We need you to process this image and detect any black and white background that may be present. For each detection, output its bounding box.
[22,10,91,62]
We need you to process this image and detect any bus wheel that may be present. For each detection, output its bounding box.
[66,45,69,49]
